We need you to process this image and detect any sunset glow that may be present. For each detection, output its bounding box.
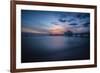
[49,25,65,34]
[21,10,90,34]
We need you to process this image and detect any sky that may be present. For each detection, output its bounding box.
[21,10,90,34]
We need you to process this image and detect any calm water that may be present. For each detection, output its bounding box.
[21,36,90,63]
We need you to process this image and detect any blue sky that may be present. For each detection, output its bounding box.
[21,10,90,34]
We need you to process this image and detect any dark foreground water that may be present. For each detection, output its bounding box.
[21,36,90,63]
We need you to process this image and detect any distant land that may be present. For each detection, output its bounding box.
[22,31,90,37]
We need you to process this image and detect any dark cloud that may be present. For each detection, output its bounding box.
[67,18,76,22]
[69,23,78,25]
[82,22,90,27]
[59,18,67,22]
[58,14,67,23]
[76,13,90,19]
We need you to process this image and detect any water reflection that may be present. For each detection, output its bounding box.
[42,36,66,50]
[21,36,90,63]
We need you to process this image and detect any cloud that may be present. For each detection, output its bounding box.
[22,10,90,34]
[69,23,78,25]
[67,18,76,22]
[76,13,90,19]
[22,27,48,34]
[59,18,67,23]
[71,27,89,33]
[82,22,90,27]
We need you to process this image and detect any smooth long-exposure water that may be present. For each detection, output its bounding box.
[21,35,90,63]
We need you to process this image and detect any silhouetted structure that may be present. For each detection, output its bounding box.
[64,31,73,36]
[22,31,90,37]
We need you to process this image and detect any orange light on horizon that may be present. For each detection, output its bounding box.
[49,25,65,34]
